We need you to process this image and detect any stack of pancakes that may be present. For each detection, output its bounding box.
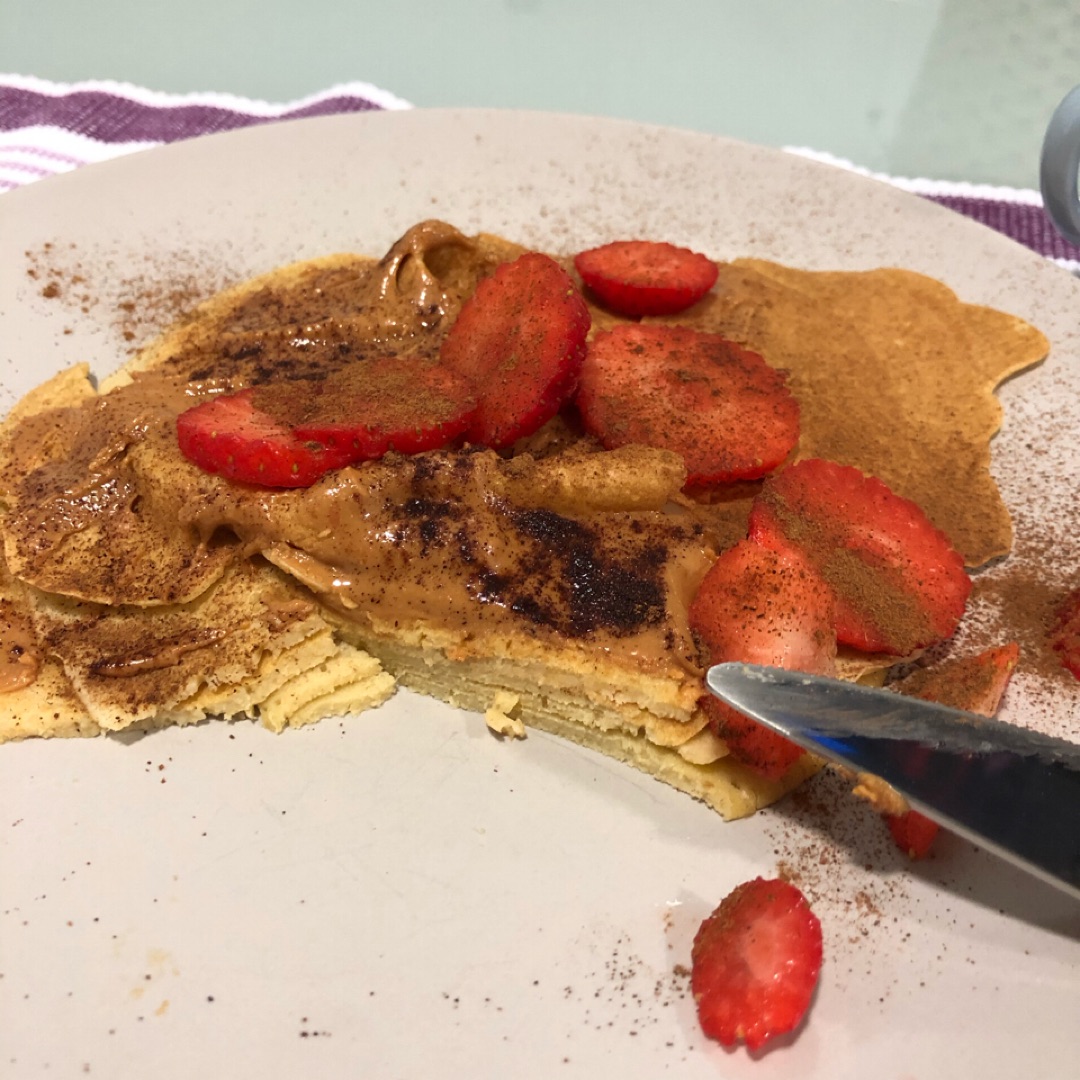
[0,222,1048,820]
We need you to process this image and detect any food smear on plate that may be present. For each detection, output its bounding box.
[0,220,1052,833]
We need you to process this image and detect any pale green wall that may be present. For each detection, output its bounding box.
[2,0,1078,188]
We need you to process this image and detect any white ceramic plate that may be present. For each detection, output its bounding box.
[1,110,1079,1080]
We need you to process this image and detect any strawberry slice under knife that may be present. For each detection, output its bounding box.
[882,641,1020,858]
[689,539,836,779]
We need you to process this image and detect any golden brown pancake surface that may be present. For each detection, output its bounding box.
[0,221,1049,819]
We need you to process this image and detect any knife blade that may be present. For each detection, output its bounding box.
[706,662,1080,901]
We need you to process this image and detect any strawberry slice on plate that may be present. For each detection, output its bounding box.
[575,324,799,486]
[286,355,478,459]
[439,251,590,449]
[882,642,1020,858]
[574,239,718,317]
[748,458,971,656]
[691,877,823,1052]
[176,388,356,488]
[689,539,836,779]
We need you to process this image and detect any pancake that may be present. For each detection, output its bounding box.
[26,559,332,731]
[0,220,1049,821]
[665,259,1048,565]
[0,371,394,739]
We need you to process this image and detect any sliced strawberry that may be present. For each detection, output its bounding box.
[690,540,837,681]
[885,810,939,860]
[882,642,1020,858]
[285,355,478,459]
[176,389,356,488]
[575,324,799,486]
[748,459,971,656]
[691,877,823,1051]
[1050,587,1080,680]
[690,539,836,779]
[439,252,590,449]
[573,239,718,317]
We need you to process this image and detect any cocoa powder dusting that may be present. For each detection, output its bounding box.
[948,502,1080,740]
[26,241,234,354]
[758,484,931,654]
[893,652,996,709]
[7,193,1079,1072]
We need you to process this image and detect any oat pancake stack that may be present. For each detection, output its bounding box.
[0,222,1048,820]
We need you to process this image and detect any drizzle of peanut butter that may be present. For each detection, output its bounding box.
[90,627,228,678]
[0,599,40,693]
[180,446,712,679]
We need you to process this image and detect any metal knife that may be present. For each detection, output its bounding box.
[706,662,1080,902]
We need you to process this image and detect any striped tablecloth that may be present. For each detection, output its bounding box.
[3,73,1078,272]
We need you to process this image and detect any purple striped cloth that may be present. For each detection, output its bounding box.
[0,74,411,191]
[930,193,1080,264]
[3,75,1077,268]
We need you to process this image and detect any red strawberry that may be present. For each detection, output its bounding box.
[574,239,718,317]
[690,539,836,779]
[287,355,478,459]
[691,877,823,1051]
[575,324,799,486]
[1050,587,1080,680]
[176,389,356,488]
[439,252,590,449]
[882,642,1020,858]
[885,810,939,860]
[747,459,971,656]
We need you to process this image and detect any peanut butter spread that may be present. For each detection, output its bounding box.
[0,222,716,718]
[0,220,1050,825]
[0,598,39,692]
[183,447,711,678]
